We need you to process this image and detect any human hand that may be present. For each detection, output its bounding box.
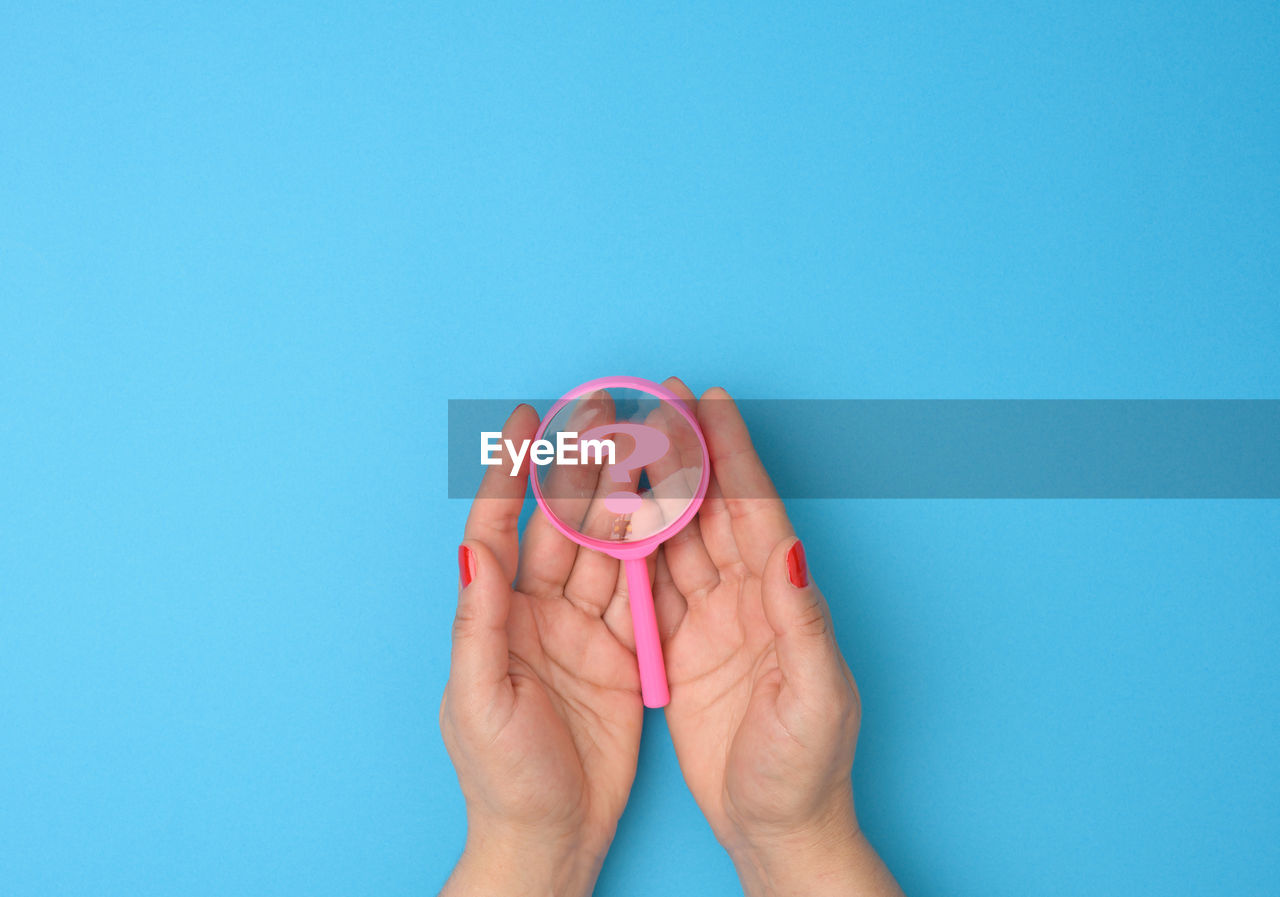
[440,404,644,897]
[654,382,903,897]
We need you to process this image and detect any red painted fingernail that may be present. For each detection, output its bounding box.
[458,545,475,587]
[786,540,808,588]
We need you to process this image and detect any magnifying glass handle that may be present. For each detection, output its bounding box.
[624,556,670,708]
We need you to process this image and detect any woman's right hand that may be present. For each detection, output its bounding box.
[440,403,644,897]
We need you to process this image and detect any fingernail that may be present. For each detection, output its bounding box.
[458,544,475,587]
[786,540,808,588]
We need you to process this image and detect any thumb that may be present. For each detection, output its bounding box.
[760,538,842,691]
[449,540,514,712]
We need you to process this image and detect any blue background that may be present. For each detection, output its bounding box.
[2,3,1278,895]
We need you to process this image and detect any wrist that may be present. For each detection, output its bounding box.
[442,819,613,897]
[724,805,873,897]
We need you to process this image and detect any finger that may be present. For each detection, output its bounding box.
[646,377,718,598]
[464,403,541,582]
[513,507,583,599]
[562,459,638,615]
[575,421,643,541]
[530,389,615,532]
[697,387,793,576]
[561,399,652,613]
[449,540,516,726]
[600,559,634,649]
[516,391,613,596]
[564,544,624,617]
[601,553,669,654]
[641,395,691,529]
[653,549,688,639]
[697,477,743,572]
[759,537,848,700]
[662,514,719,599]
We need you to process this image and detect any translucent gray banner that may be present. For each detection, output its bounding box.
[448,400,1280,499]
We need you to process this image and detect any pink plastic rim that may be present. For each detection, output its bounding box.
[530,376,710,560]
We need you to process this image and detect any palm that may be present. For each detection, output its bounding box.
[494,574,642,828]
[659,567,782,829]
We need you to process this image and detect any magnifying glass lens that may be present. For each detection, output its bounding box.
[535,386,705,544]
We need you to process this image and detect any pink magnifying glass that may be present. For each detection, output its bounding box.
[531,377,709,708]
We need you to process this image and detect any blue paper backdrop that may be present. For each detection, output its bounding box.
[2,3,1277,895]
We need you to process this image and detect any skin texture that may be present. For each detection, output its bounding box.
[440,382,903,897]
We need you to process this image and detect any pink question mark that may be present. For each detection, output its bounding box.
[577,422,671,514]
